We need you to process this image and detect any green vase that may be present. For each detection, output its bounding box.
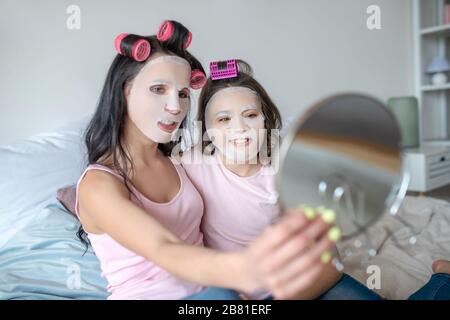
[387,97,420,148]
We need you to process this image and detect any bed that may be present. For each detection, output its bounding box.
[0,119,107,299]
[0,119,449,300]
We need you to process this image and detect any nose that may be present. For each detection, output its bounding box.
[230,116,248,131]
[164,96,182,116]
[165,104,181,115]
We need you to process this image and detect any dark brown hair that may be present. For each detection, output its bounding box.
[197,60,282,159]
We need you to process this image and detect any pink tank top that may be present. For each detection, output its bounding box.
[75,159,204,300]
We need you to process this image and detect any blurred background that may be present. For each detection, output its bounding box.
[0,0,412,144]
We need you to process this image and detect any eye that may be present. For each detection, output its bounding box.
[149,85,167,95]
[217,117,231,123]
[179,89,190,99]
[244,111,259,118]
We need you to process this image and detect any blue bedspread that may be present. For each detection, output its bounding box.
[0,200,108,300]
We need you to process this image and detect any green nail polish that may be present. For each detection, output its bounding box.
[298,205,316,220]
[321,209,336,224]
[316,206,327,214]
[328,226,342,242]
[303,207,316,220]
[320,251,332,264]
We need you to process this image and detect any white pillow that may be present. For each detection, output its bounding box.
[0,118,89,247]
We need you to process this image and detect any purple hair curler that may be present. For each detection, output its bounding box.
[210,60,238,80]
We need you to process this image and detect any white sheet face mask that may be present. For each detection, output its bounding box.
[126,55,192,143]
[205,87,266,163]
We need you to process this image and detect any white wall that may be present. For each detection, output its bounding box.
[0,0,414,145]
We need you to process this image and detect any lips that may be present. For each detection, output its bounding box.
[157,120,179,133]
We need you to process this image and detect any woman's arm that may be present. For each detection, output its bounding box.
[79,170,334,298]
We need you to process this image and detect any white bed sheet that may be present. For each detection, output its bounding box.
[338,195,450,299]
[0,118,88,247]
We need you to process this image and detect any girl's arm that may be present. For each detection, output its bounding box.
[79,170,334,298]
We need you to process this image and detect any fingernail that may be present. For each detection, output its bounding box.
[321,209,336,224]
[328,226,342,242]
[316,206,327,214]
[299,205,316,220]
[320,251,332,264]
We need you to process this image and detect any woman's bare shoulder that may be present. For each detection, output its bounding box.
[78,169,129,207]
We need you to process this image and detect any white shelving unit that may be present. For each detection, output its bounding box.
[406,0,450,192]
[422,83,450,91]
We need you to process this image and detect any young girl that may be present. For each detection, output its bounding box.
[75,21,336,300]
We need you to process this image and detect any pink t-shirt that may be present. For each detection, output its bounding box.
[75,159,204,300]
[181,149,280,299]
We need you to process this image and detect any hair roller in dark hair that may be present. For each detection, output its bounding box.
[190,69,207,89]
[114,33,151,62]
[157,20,192,50]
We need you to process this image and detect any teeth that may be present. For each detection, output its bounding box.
[160,120,175,125]
[231,138,249,144]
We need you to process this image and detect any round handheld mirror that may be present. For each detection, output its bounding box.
[276,93,410,241]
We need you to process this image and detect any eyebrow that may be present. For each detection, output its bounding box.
[213,104,260,117]
[240,104,259,112]
[214,110,232,117]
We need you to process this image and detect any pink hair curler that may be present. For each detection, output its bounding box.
[210,60,238,80]
[190,69,207,89]
[132,39,151,62]
[114,33,129,55]
[157,20,175,42]
[114,33,151,62]
[184,31,192,49]
[157,20,192,49]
